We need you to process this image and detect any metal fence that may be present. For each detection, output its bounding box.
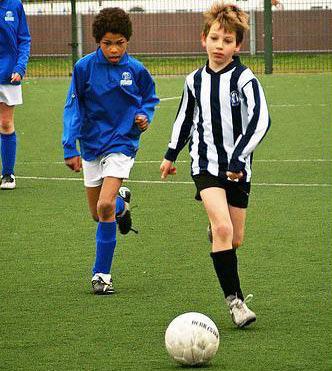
[24,0,332,76]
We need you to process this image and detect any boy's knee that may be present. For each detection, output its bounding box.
[213,222,233,241]
[97,198,116,219]
[0,119,14,133]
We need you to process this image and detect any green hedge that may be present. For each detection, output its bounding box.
[26,53,332,77]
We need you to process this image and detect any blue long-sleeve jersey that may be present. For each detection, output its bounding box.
[62,49,159,161]
[0,0,31,84]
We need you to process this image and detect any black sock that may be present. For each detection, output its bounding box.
[210,249,244,300]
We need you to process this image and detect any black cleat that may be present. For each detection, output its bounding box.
[118,186,131,203]
[116,186,138,235]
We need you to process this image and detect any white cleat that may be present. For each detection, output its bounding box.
[91,273,115,295]
[0,174,16,190]
[226,294,256,328]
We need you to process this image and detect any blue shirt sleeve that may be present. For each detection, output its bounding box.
[135,67,159,123]
[13,3,31,78]
[62,65,85,159]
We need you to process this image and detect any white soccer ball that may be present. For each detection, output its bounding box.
[165,312,220,366]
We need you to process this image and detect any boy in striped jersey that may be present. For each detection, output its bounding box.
[160,2,270,328]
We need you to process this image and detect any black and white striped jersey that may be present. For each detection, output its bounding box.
[165,56,270,182]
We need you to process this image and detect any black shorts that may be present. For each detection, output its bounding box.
[192,172,251,209]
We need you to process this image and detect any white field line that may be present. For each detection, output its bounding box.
[15,175,332,187]
[160,96,327,107]
[17,159,332,165]
[134,159,332,163]
[159,96,181,101]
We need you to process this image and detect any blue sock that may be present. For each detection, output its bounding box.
[116,196,125,216]
[1,132,17,176]
[92,221,117,275]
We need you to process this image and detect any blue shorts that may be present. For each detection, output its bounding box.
[192,172,251,209]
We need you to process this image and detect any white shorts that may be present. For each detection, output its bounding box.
[82,152,135,187]
[0,85,23,106]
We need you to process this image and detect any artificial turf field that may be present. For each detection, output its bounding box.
[1,74,331,370]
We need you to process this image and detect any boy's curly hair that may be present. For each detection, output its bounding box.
[92,7,132,43]
[202,2,249,45]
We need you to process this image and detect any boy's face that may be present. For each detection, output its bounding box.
[201,22,240,71]
[99,32,128,64]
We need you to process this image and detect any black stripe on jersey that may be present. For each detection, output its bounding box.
[176,86,196,151]
[165,84,196,161]
[194,68,208,170]
[210,74,228,174]
[232,79,261,160]
[175,91,184,118]
[230,65,247,143]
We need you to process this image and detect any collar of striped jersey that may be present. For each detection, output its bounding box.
[206,55,241,75]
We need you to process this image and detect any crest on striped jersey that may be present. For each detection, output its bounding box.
[230,90,240,106]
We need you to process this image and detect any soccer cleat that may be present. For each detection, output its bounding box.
[207,223,213,243]
[118,186,131,203]
[0,174,16,190]
[226,294,256,328]
[116,186,138,235]
[91,273,115,295]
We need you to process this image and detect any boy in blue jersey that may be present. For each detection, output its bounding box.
[160,3,270,327]
[62,7,159,295]
[0,0,30,189]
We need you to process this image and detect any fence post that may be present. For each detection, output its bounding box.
[77,13,83,59]
[249,9,256,55]
[264,0,273,74]
[70,0,79,68]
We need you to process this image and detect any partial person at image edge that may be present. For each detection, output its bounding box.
[0,0,31,190]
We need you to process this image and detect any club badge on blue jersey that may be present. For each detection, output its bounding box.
[5,11,15,22]
[120,72,132,86]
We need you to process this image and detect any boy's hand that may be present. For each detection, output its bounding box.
[65,156,82,172]
[135,115,149,132]
[226,171,243,181]
[160,159,177,180]
[11,73,22,83]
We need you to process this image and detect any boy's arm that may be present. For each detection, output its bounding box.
[136,68,159,124]
[164,80,195,162]
[13,4,31,79]
[62,65,84,159]
[229,78,271,172]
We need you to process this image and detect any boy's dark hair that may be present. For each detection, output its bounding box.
[92,7,132,43]
[203,2,249,45]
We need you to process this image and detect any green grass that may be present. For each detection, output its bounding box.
[0,74,331,370]
[27,53,332,77]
